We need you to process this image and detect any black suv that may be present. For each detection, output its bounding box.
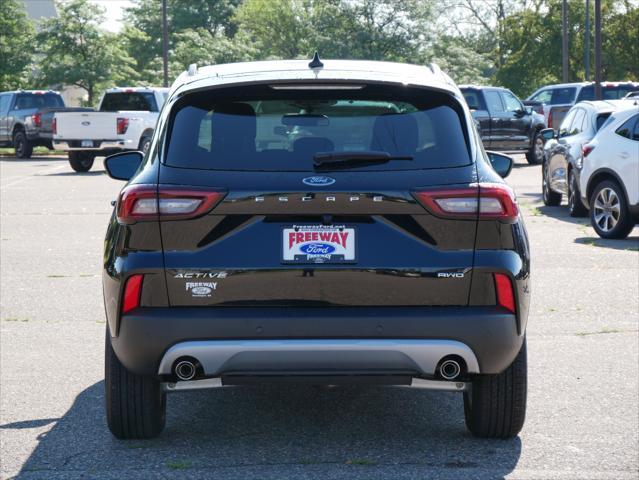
[102,59,530,440]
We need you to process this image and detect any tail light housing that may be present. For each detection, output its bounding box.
[548,110,553,129]
[32,112,42,128]
[412,183,518,222]
[582,144,595,157]
[116,185,226,224]
[494,273,516,313]
[122,274,144,314]
[116,117,129,135]
[52,117,57,135]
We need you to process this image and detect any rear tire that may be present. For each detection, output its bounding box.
[464,339,527,438]
[525,131,543,164]
[13,130,33,159]
[568,170,588,217]
[542,161,561,206]
[139,135,151,154]
[589,180,634,239]
[68,151,95,172]
[105,329,166,439]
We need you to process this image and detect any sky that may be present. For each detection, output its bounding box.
[93,0,132,32]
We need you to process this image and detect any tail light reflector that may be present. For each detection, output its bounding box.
[413,183,518,221]
[116,185,226,224]
[494,273,516,313]
[548,110,553,129]
[116,117,129,135]
[122,274,143,314]
[582,144,595,157]
[52,117,57,135]
[32,113,42,127]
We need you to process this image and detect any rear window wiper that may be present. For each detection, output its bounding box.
[313,151,413,169]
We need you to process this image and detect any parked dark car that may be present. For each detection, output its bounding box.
[0,90,89,158]
[460,85,547,164]
[102,59,530,440]
[539,100,633,216]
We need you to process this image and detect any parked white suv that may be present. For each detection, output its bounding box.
[53,87,168,172]
[580,105,639,238]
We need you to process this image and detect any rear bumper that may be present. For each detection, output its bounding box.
[53,139,135,151]
[110,306,524,377]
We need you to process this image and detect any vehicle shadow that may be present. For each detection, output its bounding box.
[574,236,639,251]
[6,381,522,479]
[0,156,67,162]
[43,170,105,176]
[533,205,592,226]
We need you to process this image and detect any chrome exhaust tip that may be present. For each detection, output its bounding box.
[174,359,197,381]
[439,359,462,380]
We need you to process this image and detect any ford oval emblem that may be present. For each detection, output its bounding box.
[191,286,212,295]
[300,243,336,255]
[302,176,335,187]
[81,121,91,126]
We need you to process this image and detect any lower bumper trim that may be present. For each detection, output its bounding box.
[157,339,480,377]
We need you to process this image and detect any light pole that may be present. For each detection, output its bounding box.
[594,0,602,99]
[585,0,590,80]
[162,0,169,88]
[562,0,569,82]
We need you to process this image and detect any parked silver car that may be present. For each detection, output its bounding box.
[540,99,636,216]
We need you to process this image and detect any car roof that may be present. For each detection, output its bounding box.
[535,81,639,91]
[105,87,170,93]
[458,85,508,91]
[170,59,459,98]
[1,90,60,95]
[573,99,639,112]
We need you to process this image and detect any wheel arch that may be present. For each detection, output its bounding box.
[12,123,25,136]
[586,168,630,207]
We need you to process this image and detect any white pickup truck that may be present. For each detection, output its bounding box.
[53,87,169,172]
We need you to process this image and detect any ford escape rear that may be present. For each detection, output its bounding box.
[102,58,530,440]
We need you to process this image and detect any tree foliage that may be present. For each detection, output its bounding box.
[0,0,36,90]
[36,0,136,104]
[3,0,637,100]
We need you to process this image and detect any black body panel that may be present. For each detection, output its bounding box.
[111,306,522,376]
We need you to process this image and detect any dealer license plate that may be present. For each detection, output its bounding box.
[282,225,356,264]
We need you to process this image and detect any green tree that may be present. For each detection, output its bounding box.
[36,0,135,104]
[496,0,638,96]
[0,0,36,90]
[122,0,242,82]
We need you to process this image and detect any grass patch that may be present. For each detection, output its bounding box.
[166,461,191,470]
[576,327,627,337]
[79,274,96,277]
[346,458,377,466]
[46,274,69,278]
[528,207,542,217]
[0,147,63,155]
[4,317,29,322]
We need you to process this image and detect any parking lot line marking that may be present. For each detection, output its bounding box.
[0,164,68,190]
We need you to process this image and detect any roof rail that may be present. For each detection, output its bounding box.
[188,63,198,76]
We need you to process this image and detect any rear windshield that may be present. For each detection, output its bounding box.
[15,93,64,109]
[100,92,158,112]
[577,85,639,102]
[165,84,471,171]
[550,88,576,104]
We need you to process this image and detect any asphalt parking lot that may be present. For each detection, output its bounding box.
[1,154,637,479]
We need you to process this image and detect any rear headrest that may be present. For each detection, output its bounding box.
[370,114,418,155]
[211,102,256,153]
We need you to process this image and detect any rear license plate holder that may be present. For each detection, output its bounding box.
[282,225,356,264]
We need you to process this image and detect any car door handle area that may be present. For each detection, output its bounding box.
[618,152,629,159]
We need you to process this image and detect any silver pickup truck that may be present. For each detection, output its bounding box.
[53,87,168,172]
[0,90,90,158]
